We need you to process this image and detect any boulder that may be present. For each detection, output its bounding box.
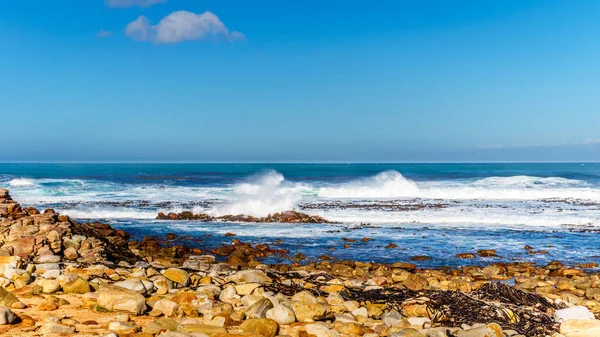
[97,285,147,316]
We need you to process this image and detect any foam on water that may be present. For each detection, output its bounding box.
[8,178,36,187]
[317,170,600,201]
[59,208,158,220]
[207,170,310,217]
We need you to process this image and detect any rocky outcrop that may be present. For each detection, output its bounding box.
[0,188,136,264]
[156,210,332,223]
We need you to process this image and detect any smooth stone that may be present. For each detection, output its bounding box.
[163,268,190,286]
[41,279,61,293]
[457,323,503,337]
[154,299,179,317]
[146,317,180,334]
[0,307,16,325]
[560,319,600,337]
[231,270,272,284]
[266,304,296,325]
[114,278,148,294]
[34,255,61,263]
[556,306,595,322]
[40,323,76,334]
[97,285,148,316]
[239,318,279,337]
[108,321,140,334]
[246,298,274,319]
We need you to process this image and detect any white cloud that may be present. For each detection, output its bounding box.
[125,11,245,44]
[105,0,166,8]
[97,29,112,38]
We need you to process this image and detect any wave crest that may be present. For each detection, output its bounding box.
[208,170,308,217]
[318,170,418,198]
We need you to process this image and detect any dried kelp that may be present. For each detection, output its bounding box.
[427,283,560,336]
[264,271,560,336]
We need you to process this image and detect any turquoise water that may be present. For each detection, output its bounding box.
[1,163,600,267]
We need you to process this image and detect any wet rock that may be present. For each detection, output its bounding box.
[477,250,499,257]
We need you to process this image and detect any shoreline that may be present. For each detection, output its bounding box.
[0,188,599,336]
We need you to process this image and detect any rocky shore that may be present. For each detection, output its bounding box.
[0,188,600,337]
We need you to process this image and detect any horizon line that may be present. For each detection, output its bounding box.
[0,160,599,164]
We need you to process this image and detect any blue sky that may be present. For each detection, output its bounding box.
[1,0,599,162]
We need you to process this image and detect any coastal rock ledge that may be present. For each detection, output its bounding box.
[2,187,600,337]
[156,210,333,223]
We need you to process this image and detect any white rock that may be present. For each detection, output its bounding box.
[560,319,600,337]
[407,316,430,327]
[218,286,238,302]
[555,306,595,323]
[154,299,179,317]
[34,255,61,263]
[351,307,368,318]
[40,323,75,334]
[114,278,148,294]
[108,321,139,333]
[42,270,62,279]
[0,307,16,325]
[36,263,60,271]
[382,310,402,327]
[266,304,296,325]
[41,279,61,293]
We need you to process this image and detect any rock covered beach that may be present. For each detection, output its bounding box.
[0,188,600,337]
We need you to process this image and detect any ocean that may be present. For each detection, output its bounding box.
[1,163,600,267]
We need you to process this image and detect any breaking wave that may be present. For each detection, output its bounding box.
[207,170,309,217]
[317,171,600,201]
